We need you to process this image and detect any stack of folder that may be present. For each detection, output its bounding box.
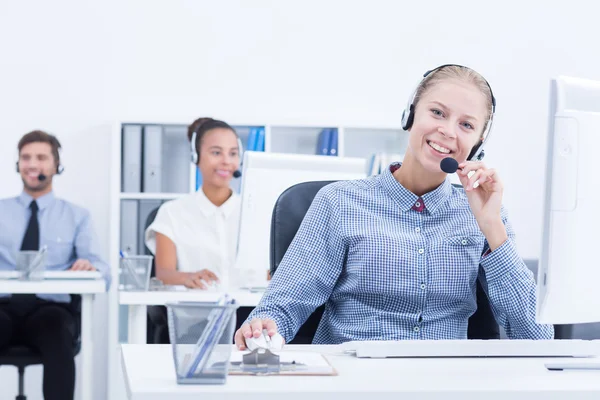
[246,127,265,152]
[315,128,338,156]
[121,124,190,194]
[120,199,164,256]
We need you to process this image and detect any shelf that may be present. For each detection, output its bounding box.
[270,126,336,155]
[119,192,187,200]
[343,127,408,159]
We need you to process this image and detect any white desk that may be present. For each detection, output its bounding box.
[0,278,106,400]
[119,289,264,344]
[122,344,600,400]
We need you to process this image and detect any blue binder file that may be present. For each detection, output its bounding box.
[316,129,332,155]
[195,166,203,190]
[247,128,258,151]
[255,127,265,151]
[328,128,338,156]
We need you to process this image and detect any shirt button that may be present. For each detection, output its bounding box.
[415,201,421,207]
[414,326,420,332]
[418,248,424,254]
[461,239,468,245]
[415,227,421,233]
[420,283,426,290]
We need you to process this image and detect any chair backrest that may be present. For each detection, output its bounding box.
[269,180,500,342]
[270,181,338,274]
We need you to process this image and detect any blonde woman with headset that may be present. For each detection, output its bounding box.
[235,64,554,349]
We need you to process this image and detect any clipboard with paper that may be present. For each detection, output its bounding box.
[228,348,337,376]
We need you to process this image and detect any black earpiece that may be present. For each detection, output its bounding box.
[16,161,63,175]
[190,119,244,178]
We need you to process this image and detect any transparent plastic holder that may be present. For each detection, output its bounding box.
[167,301,239,384]
[118,255,153,291]
[16,250,47,281]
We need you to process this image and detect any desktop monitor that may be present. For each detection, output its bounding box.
[233,152,367,287]
[537,75,600,325]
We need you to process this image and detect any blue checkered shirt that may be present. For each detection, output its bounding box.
[248,164,554,344]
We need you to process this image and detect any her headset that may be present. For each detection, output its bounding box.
[190,120,243,178]
[400,64,496,161]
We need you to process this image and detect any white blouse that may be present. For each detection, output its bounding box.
[145,190,241,283]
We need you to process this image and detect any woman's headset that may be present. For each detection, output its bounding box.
[190,121,243,178]
[400,64,496,161]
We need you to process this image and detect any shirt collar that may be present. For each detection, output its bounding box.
[379,163,452,214]
[195,189,239,218]
[18,191,55,211]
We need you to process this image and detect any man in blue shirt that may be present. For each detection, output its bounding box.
[0,130,110,400]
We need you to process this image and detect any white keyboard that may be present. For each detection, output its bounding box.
[341,339,600,358]
[0,271,102,280]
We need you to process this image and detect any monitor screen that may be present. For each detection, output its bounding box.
[537,76,600,325]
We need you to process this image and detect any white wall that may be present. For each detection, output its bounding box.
[1,1,599,399]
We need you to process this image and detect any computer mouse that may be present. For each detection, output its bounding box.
[199,280,219,291]
[246,329,284,351]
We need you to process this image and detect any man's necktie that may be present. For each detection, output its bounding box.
[21,200,39,251]
[12,200,40,313]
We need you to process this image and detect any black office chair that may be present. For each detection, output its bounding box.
[269,180,501,344]
[144,206,170,344]
[0,296,82,400]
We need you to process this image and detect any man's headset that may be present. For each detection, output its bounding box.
[400,64,496,162]
[16,156,64,181]
[190,121,243,178]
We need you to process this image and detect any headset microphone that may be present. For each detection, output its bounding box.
[440,158,460,174]
[233,170,242,178]
[38,173,47,181]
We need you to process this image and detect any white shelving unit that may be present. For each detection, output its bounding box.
[107,120,408,398]
[118,192,186,201]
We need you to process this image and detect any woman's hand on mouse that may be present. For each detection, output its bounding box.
[182,269,219,289]
[234,318,283,350]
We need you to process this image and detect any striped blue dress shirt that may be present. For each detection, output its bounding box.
[248,164,554,344]
[0,191,111,303]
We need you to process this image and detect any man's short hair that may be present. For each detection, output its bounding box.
[18,130,61,165]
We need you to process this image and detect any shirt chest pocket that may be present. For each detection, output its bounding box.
[441,234,485,264]
[43,234,75,268]
[444,235,483,247]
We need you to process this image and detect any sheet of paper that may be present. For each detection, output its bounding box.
[230,350,330,367]
[229,350,335,375]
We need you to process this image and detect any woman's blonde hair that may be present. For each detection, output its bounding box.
[413,65,494,138]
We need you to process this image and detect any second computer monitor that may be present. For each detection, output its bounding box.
[234,152,367,287]
[537,75,600,325]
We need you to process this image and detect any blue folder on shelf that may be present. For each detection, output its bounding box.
[255,127,265,151]
[195,166,203,191]
[316,128,332,155]
[328,128,338,156]
[316,128,338,156]
[246,127,265,152]
[247,128,258,151]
